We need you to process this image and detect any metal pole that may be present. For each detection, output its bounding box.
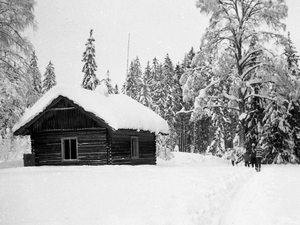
[125,33,130,93]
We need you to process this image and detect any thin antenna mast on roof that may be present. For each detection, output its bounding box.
[125,33,130,93]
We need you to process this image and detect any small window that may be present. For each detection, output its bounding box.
[131,137,139,159]
[62,138,78,160]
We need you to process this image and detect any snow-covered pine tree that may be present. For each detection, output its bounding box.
[139,78,152,107]
[42,61,56,93]
[104,70,114,94]
[149,58,159,97]
[288,101,300,161]
[151,58,164,115]
[206,110,226,157]
[256,31,300,164]
[30,51,42,94]
[284,32,300,76]
[26,51,42,107]
[121,83,126,94]
[253,55,300,164]
[283,33,300,161]
[82,29,99,90]
[138,62,153,107]
[143,61,152,80]
[124,57,142,100]
[162,54,175,121]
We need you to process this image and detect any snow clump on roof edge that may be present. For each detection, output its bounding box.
[94,83,109,97]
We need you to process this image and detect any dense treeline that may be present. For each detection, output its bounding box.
[122,31,300,163]
[123,0,300,164]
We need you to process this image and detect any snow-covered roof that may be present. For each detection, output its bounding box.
[13,85,169,135]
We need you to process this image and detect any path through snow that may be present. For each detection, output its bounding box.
[220,165,300,225]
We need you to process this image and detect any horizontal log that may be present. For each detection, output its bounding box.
[79,136,106,141]
[35,149,60,154]
[78,148,107,153]
[111,154,131,159]
[79,142,107,147]
[79,153,107,157]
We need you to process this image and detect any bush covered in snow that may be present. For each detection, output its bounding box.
[0,134,31,162]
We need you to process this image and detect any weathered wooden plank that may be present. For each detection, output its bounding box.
[79,142,107,146]
[79,148,107,153]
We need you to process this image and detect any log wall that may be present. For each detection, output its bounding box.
[110,130,156,165]
[26,98,157,166]
[32,129,108,166]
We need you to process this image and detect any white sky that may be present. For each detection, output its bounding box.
[25,0,300,87]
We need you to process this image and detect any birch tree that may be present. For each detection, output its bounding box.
[0,0,36,134]
[183,0,288,147]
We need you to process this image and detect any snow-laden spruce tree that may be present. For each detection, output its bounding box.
[261,56,300,164]
[138,64,152,108]
[104,70,114,94]
[42,61,56,93]
[150,54,176,121]
[82,29,99,90]
[124,57,143,100]
[26,51,42,107]
[181,0,288,150]
[261,33,300,164]
[284,32,300,161]
[284,32,300,76]
[29,51,42,94]
[149,58,161,114]
[162,54,176,121]
[138,61,152,108]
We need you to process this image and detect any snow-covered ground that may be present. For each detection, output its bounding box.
[0,152,299,225]
[221,164,300,225]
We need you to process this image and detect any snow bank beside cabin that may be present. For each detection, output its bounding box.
[158,152,229,166]
[12,85,169,135]
[0,152,254,225]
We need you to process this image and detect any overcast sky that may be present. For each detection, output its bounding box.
[26,0,300,88]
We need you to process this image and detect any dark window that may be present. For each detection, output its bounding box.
[62,138,78,160]
[131,137,139,159]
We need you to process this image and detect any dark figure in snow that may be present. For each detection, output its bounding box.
[250,143,256,167]
[255,140,264,172]
[230,150,236,166]
[243,151,251,167]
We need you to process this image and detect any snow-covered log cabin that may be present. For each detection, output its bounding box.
[13,85,169,166]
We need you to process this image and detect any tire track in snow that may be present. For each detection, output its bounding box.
[219,166,300,225]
